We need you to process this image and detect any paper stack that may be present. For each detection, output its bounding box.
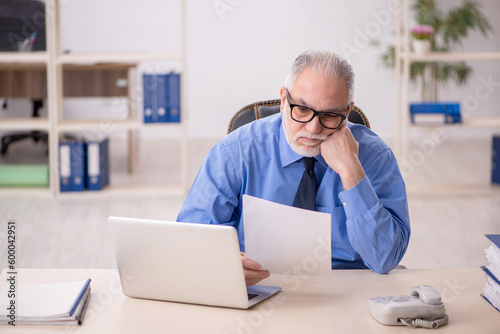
[481,234,500,312]
[0,279,91,326]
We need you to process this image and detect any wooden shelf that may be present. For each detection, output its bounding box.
[407,117,500,129]
[57,120,184,132]
[0,52,48,63]
[408,51,500,62]
[407,184,500,197]
[462,117,500,128]
[57,183,185,198]
[0,0,188,197]
[58,119,142,132]
[0,118,50,131]
[0,187,52,197]
[394,0,500,190]
[58,52,183,65]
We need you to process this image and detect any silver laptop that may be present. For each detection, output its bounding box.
[108,216,281,309]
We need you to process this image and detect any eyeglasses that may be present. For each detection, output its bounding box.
[286,89,350,130]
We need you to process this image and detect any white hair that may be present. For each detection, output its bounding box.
[284,50,355,101]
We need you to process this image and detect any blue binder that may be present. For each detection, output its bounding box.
[86,138,110,191]
[59,141,85,192]
[167,73,181,123]
[143,74,157,123]
[493,136,500,184]
[481,234,500,312]
[156,73,169,123]
[409,102,461,124]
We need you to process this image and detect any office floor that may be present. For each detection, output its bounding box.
[0,135,499,271]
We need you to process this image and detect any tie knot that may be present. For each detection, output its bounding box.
[302,157,315,170]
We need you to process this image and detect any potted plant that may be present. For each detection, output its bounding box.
[410,24,434,55]
[377,0,493,122]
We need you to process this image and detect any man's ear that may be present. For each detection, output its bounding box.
[346,101,355,118]
[279,86,287,113]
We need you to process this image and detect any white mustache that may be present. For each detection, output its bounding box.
[293,132,328,143]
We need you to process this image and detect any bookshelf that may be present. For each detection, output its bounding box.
[394,0,500,190]
[0,0,188,197]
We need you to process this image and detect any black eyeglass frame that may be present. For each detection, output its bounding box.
[285,89,350,130]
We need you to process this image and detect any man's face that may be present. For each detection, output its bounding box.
[280,68,352,157]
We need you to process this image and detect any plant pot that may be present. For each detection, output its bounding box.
[412,39,431,55]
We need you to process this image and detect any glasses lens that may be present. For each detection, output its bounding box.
[319,113,343,129]
[291,105,314,122]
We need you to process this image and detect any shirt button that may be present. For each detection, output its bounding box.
[343,202,347,207]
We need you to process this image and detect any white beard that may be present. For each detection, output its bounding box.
[282,116,327,157]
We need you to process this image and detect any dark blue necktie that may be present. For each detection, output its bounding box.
[293,157,316,211]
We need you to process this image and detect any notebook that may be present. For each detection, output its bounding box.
[108,216,281,309]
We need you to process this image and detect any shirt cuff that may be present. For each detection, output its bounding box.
[338,176,378,218]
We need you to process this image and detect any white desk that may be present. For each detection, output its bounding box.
[1,268,498,333]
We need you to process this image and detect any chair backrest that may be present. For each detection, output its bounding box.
[228,99,370,134]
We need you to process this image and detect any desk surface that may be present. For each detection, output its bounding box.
[1,268,498,333]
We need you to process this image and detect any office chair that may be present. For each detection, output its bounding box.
[228,99,370,134]
[1,99,48,155]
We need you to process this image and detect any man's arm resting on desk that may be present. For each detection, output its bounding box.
[339,151,411,274]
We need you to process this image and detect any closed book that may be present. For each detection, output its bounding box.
[86,138,110,191]
[59,141,85,192]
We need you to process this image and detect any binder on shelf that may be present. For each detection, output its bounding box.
[156,73,170,123]
[167,72,181,123]
[59,140,85,192]
[143,74,157,123]
[143,72,181,124]
[409,102,461,124]
[86,138,110,191]
[481,234,500,313]
[492,136,500,185]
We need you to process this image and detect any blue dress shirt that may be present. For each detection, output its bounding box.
[177,114,410,273]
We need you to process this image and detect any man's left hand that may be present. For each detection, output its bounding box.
[320,124,365,190]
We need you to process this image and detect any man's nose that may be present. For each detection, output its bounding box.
[305,115,322,134]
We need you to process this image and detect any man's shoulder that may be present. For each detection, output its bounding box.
[349,123,390,155]
[221,113,282,148]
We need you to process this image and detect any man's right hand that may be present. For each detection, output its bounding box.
[241,252,270,286]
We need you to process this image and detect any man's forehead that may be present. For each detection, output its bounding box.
[291,76,349,109]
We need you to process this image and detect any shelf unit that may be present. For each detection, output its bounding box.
[394,0,500,189]
[0,0,188,197]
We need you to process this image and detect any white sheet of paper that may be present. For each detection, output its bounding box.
[243,194,332,275]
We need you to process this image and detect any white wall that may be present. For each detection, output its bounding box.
[2,0,500,141]
[186,0,396,138]
[186,0,500,140]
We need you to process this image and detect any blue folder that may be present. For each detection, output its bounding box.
[59,141,85,192]
[167,73,181,123]
[86,138,110,191]
[143,74,157,123]
[156,73,169,123]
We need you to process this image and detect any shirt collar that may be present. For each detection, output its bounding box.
[279,117,328,168]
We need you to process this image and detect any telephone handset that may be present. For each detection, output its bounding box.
[368,285,449,329]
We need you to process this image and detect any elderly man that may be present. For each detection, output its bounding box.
[177,50,410,285]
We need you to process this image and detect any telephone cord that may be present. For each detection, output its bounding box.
[400,314,449,329]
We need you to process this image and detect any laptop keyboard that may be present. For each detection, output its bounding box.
[248,293,259,300]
